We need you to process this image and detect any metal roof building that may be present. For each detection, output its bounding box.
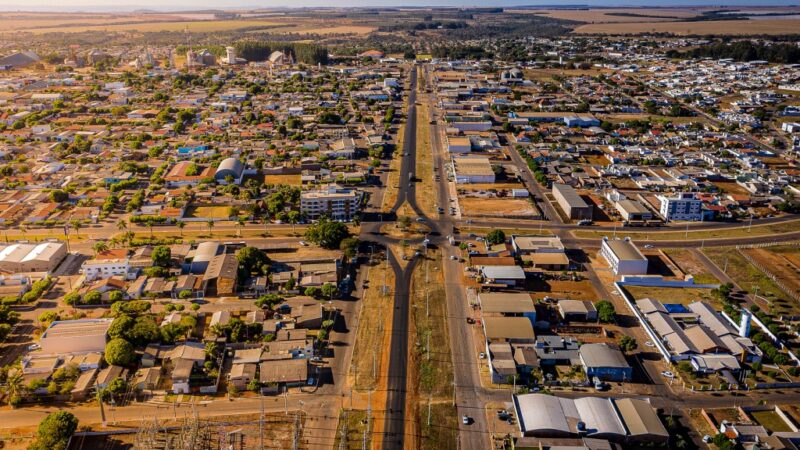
[579,343,632,382]
[514,394,668,444]
[214,157,245,183]
[0,242,67,273]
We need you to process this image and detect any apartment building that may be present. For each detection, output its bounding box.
[300,185,361,222]
[657,192,703,222]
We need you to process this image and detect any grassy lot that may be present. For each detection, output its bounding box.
[572,219,800,241]
[351,254,395,391]
[333,410,373,449]
[743,246,800,300]
[751,410,793,433]
[415,97,437,217]
[702,247,799,316]
[184,205,232,219]
[265,173,301,186]
[662,248,720,284]
[623,285,721,308]
[417,402,458,450]
[410,248,453,398]
[381,124,405,213]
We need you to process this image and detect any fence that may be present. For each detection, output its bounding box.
[735,244,800,303]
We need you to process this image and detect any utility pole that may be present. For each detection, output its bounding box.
[260,395,264,450]
[427,394,432,426]
[426,290,429,317]
[96,383,107,427]
[284,390,288,415]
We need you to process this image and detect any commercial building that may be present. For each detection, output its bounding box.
[452,156,495,184]
[657,192,703,222]
[81,249,131,281]
[483,317,535,344]
[558,299,598,322]
[599,238,648,276]
[615,199,654,223]
[552,183,593,221]
[446,136,471,154]
[202,253,238,296]
[579,343,632,382]
[39,318,112,355]
[214,157,245,184]
[479,265,526,286]
[478,292,536,325]
[514,394,668,443]
[300,184,361,221]
[0,242,66,273]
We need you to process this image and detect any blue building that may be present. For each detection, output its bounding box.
[579,343,632,382]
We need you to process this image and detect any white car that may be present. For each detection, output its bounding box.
[643,244,654,249]
[27,344,40,351]
[644,341,655,347]
[661,371,674,378]
[298,241,309,246]
[462,415,470,425]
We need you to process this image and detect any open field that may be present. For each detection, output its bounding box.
[334,410,374,449]
[741,246,800,300]
[459,197,537,218]
[408,248,456,450]
[751,410,793,433]
[662,248,720,284]
[17,19,286,34]
[702,247,799,316]
[509,8,700,23]
[351,253,395,391]
[265,173,301,186]
[572,219,800,241]
[574,19,800,35]
[415,97,437,217]
[184,205,232,219]
[529,279,599,302]
[267,24,375,35]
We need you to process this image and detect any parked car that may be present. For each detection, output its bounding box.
[462,415,470,425]
[298,241,309,246]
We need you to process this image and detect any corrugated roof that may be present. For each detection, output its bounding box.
[579,343,630,370]
[614,398,669,438]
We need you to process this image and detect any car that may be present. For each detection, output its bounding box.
[310,356,323,362]
[462,415,470,425]
[662,371,674,378]
[416,217,426,222]
[478,352,485,359]
[577,219,593,226]
[703,435,713,443]
[643,244,654,249]
[466,317,475,324]
[450,255,458,260]
[27,344,40,351]
[298,241,308,246]
[644,340,655,347]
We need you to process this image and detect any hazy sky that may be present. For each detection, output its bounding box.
[0,0,797,13]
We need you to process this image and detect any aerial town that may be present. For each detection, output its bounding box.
[0,4,799,450]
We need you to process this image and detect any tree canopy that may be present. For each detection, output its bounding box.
[29,411,78,450]
[305,218,350,250]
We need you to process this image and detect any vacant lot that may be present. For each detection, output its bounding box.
[751,410,793,433]
[742,246,800,300]
[459,197,537,218]
[572,219,800,241]
[702,247,798,315]
[574,19,800,35]
[623,285,720,308]
[265,173,301,186]
[662,248,720,284]
[184,205,231,219]
[529,279,599,302]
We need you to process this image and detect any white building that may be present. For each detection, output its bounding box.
[81,251,131,281]
[39,318,112,355]
[599,237,648,276]
[657,192,703,222]
[301,184,361,221]
[452,156,495,184]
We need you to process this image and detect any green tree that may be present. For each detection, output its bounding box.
[236,246,270,280]
[339,237,359,260]
[321,283,338,300]
[104,338,135,366]
[151,245,171,267]
[28,411,78,450]
[485,229,506,245]
[108,290,124,303]
[304,217,350,249]
[49,190,69,203]
[595,300,616,323]
[83,290,102,304]
[619,335,638,353]
[63,292,81,306]
[108,315,134,340]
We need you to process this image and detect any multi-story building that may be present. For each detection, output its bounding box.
[599,237,648,276]
[301,185,361,221]
[657,192,703,222]
[81,249,131,281]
